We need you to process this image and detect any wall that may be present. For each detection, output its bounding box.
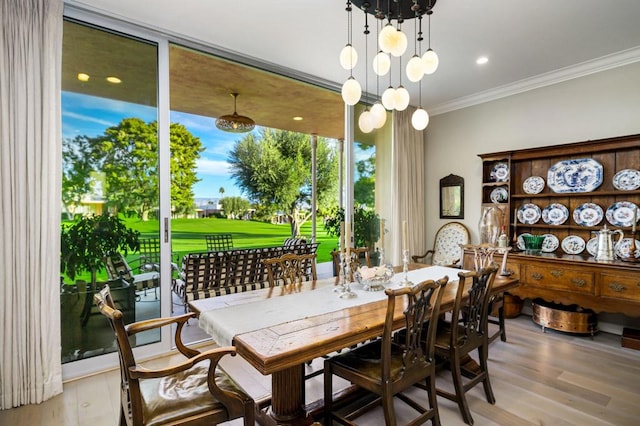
[424,61,640,334]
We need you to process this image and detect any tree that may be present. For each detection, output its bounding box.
[354,143,375,208]
[220,196,250,219]
[219,187,225,197]
[228,129,339,237]
[62,118,203,220]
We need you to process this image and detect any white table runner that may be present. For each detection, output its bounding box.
[198,265,462,346]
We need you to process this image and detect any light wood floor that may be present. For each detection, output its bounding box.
[2,314,639,425]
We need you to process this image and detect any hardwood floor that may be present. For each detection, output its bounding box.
[2,314,639,425]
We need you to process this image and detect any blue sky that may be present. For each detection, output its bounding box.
[62,92,369,200]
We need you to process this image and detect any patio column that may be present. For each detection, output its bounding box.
[311,134,317,243]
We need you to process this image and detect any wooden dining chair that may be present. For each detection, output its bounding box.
[263,252,317,287]
[330,247,371,280]
[324,276,449,426]
[94,285,255,426]
[434,265,498,425]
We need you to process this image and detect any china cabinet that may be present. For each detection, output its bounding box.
[469,134,640,317]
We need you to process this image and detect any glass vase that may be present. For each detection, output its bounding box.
[479,206,503,246]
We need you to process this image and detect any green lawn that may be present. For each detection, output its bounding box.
[114,216,336,263]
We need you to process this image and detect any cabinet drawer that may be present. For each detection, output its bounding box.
[523,265,594,294]
[504,261,520,281]
[600,273,640,302]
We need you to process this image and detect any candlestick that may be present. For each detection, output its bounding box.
[345,221,351,257]
[512,208,518,246]
[633,205,637,234]
[402,220,408,252]
[339,221,345,252]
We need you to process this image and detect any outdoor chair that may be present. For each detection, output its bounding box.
[104,252,160,299]
[433,265,498,425]
[412,221,470,267]
[205,233,234,251]
[262,252,317,288]
[94,285,255,426]
[324,277,448,426]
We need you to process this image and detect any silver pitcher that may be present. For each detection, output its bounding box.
[592,225,624,262]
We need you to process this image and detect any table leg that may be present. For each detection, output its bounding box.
[260,364,313,426]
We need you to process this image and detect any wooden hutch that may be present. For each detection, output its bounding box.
[464,134,640,318]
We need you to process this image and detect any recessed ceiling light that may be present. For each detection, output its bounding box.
[476,56,489,65]
[293,116,303,121]
[106,76,122,84]
[77,73,90,82]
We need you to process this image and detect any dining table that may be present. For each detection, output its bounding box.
[189,263,519,426]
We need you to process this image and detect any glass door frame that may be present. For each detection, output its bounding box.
[62,5,174,380]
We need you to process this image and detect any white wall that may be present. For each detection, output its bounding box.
[423,61,640,334]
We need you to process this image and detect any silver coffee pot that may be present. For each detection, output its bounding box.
[592,224,624,262]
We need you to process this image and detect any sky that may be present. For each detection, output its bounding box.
[62,91,370,200]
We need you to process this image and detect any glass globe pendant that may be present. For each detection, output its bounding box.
[422,48,439,75]
[394,86,410,111]
[358,109,375,133]
[341,77,361,105]
[370,102,387,128]
[411,108,429,130]
[406,55,424,82]
[339,44,358,70]
[372,51,390,76]
[381,86,396,110]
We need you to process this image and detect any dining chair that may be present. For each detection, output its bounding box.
[462,243,508,344]
[330,247,371,280]
[412,222,470,267]
[94,284,255,426]
[263,252,317,287]
[434,265,498,425]
[324,276,449,426]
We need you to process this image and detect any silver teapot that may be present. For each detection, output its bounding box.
[591,225,624,262]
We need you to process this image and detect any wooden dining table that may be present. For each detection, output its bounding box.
[189,264,519,426]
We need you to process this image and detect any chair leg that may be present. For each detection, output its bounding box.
[381,385,397,426]
[426,375,441,426]
[478,346,496,404]
[323,362,333,426]
[450,354,474,425]
[498,306,507,342]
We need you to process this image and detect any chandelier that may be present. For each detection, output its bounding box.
[215,93,256,133]
[340,0,438,132]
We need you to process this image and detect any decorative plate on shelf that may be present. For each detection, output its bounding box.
[490,162,509,182]
[605,201,639,227]
[516,233,532,251]
[542,203,569,225]
[547,158,603,193]
[561,235,586,255]
[490,187,508,203]
[612,169,640,191]
[541,234,559,253]
[615,238,640,259]
[517,203,541,224]
[586,237,599,257]
[573,202,604,227]
[523,176,545,194]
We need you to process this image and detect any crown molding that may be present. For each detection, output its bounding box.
[430,46,640,116]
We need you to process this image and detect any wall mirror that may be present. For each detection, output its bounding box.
[440,174,464,219]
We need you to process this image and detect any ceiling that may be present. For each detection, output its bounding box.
[65,0,640,140]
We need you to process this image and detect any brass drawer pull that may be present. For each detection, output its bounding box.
[551,270,563,278]
[609,283,626,292]
[531,272,543,280]
[571,278,586,287]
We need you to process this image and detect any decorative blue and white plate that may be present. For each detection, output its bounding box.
[612,169,640,191]
[561,235,586,255]
[523,176,545,194]
[490,162,509,182]
[606,201,639,227]
[547,158,603,193]
[615,238,640,259]
[542,234,559,253]
[573,202,604,227]
[586,237,599,257]
[542,203,569,225]
[517,203,541,224]
[490,187,508,203]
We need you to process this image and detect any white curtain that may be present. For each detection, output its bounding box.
[0,0,64,409]
[390,108,427,266]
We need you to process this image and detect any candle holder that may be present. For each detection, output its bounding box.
[399,249,413,287]
[339,254,357,299]
[333,251,347,292]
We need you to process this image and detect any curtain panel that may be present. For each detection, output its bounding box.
[390,107,427,266]
[0,0,64,409]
